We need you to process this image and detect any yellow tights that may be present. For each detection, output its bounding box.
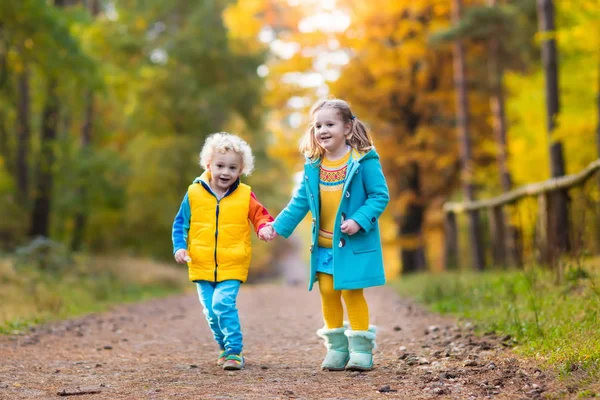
[317,272,369,331]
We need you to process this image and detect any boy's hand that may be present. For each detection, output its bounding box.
[341,219,361,235]
[174,249,191,264]
[267,223,279,240]
[258,224,277,241]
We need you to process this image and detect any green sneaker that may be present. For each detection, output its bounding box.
[217,350,227,366]
[223,353,244,370]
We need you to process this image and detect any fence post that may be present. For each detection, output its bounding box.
[500,205,523,268]
[444,211,459,270]
[488,205,507,267]
[537,192,551,264]
[510,224,523,267]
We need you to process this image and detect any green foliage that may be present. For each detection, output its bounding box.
[431,4,513,42]
[121,134,200,257]
[392,264,600,392]
[0,0,270,258]
[0,161,27,250]
[0,0,96,81]
[430,0,538,78]
[52,144,130,248]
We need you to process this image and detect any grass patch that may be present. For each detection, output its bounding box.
[391,262,600,395]
[0,255,189,334]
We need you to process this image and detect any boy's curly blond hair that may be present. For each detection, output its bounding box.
[199,132,255,176]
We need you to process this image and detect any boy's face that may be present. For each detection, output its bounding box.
[207,150,243,193]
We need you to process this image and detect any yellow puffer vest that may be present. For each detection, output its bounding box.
[187,179,252,283]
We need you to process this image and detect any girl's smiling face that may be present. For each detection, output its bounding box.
[313,108,351,157]
[207,150,243,193]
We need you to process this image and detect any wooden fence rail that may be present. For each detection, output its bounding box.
[443,159,600,269]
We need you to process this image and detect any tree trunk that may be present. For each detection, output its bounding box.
[537,0,570,258]
[444,211,459,270]
[487,0,511,193]
[16,67,31,205]
[71,0,99,251]
[30,79,59,237]
[487,0,521,267]
[399,162,427,273]
[390,64,429,274]
[452,0,486,270]
[71,90,94,251]
[0,111,8,167]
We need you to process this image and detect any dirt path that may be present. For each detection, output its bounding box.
[0,284,564,399]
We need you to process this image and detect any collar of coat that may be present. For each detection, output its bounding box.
[305,147,379,168]
[193,170,241,197]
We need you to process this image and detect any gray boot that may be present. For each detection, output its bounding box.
[345,325,376,371]
[316,326,350,371]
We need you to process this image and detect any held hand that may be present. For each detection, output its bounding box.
[258,226,270,241]
[259,224,278,241]
[174,249,191,264]
[340,219,361,235]
[267,222,279,240]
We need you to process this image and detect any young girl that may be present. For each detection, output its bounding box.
[266,99,389,371]
[172,132,274,370]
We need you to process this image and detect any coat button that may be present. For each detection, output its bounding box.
[345,191,350,198]
[310,245,314,252]
[338,238,346,248]
[341,212,346,223]
[371,217,376,223]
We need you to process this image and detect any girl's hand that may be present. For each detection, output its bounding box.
[341,219,361,235]
[174,249,191,264]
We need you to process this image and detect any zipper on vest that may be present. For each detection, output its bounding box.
[214,202,220,282]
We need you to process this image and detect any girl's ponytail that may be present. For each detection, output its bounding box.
[347,117,373,153]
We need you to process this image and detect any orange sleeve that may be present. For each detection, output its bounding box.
[248,192,274,234]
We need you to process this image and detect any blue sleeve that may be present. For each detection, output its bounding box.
[272,173,310,238]
[350,158,390,234]
[172,193,191,253]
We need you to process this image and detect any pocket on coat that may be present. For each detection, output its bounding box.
[348,233,376,253]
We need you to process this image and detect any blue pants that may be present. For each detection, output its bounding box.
[195,279,243,356]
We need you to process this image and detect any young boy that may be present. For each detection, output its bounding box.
[172,132,273,370]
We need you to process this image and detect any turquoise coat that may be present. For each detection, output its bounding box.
[273,148,390,291]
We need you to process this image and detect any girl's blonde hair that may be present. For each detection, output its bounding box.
[199,132,255,176]
[300,98,373,161]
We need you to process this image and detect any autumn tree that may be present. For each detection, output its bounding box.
[432,0,539,267]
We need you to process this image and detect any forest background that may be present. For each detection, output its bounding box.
[1,0,598,275]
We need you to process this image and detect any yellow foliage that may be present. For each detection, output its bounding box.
[506,0,599,189]
[243,0,599,272]
[224,0,265,54]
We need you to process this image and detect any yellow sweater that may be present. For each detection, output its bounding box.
[318,151,351,248]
